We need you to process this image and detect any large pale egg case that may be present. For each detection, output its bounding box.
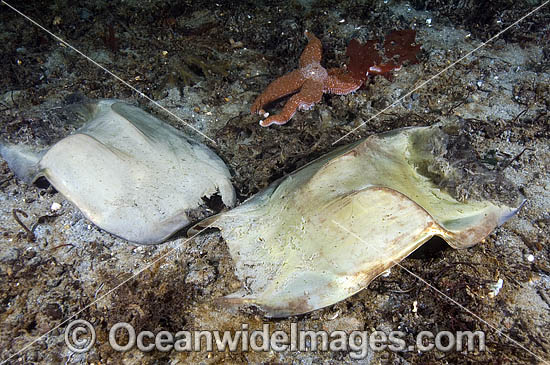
[0,98,236,244]
[190,122,524,317]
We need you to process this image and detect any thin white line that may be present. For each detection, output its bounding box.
[331,220,549,364]
[332,1,550,145]
[0,225,214,364]
[1,0,216,145]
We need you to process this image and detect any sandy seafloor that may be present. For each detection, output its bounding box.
[0,0,549,363]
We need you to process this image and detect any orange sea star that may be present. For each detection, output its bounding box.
[251,31,363,127]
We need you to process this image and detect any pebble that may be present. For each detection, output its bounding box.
[1,90,23,107]
[0,247,20,264]
[27,256,42,267]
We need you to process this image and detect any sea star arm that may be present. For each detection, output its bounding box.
[250,69,305,115]
[325,68,364,95]
[299,31,323,68]
[260,79,324,127]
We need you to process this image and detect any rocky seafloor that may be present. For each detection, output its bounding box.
[1,0,549,363]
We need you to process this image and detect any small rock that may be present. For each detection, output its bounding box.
[51,202,62,211]
[27,256,42,267]
[1,90,23,107]
[1,247,20,264]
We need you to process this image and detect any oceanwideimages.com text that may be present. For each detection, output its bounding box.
[66,320,486,359]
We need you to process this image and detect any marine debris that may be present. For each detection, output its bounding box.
[0,99,236,244]
[191,123,523,317]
